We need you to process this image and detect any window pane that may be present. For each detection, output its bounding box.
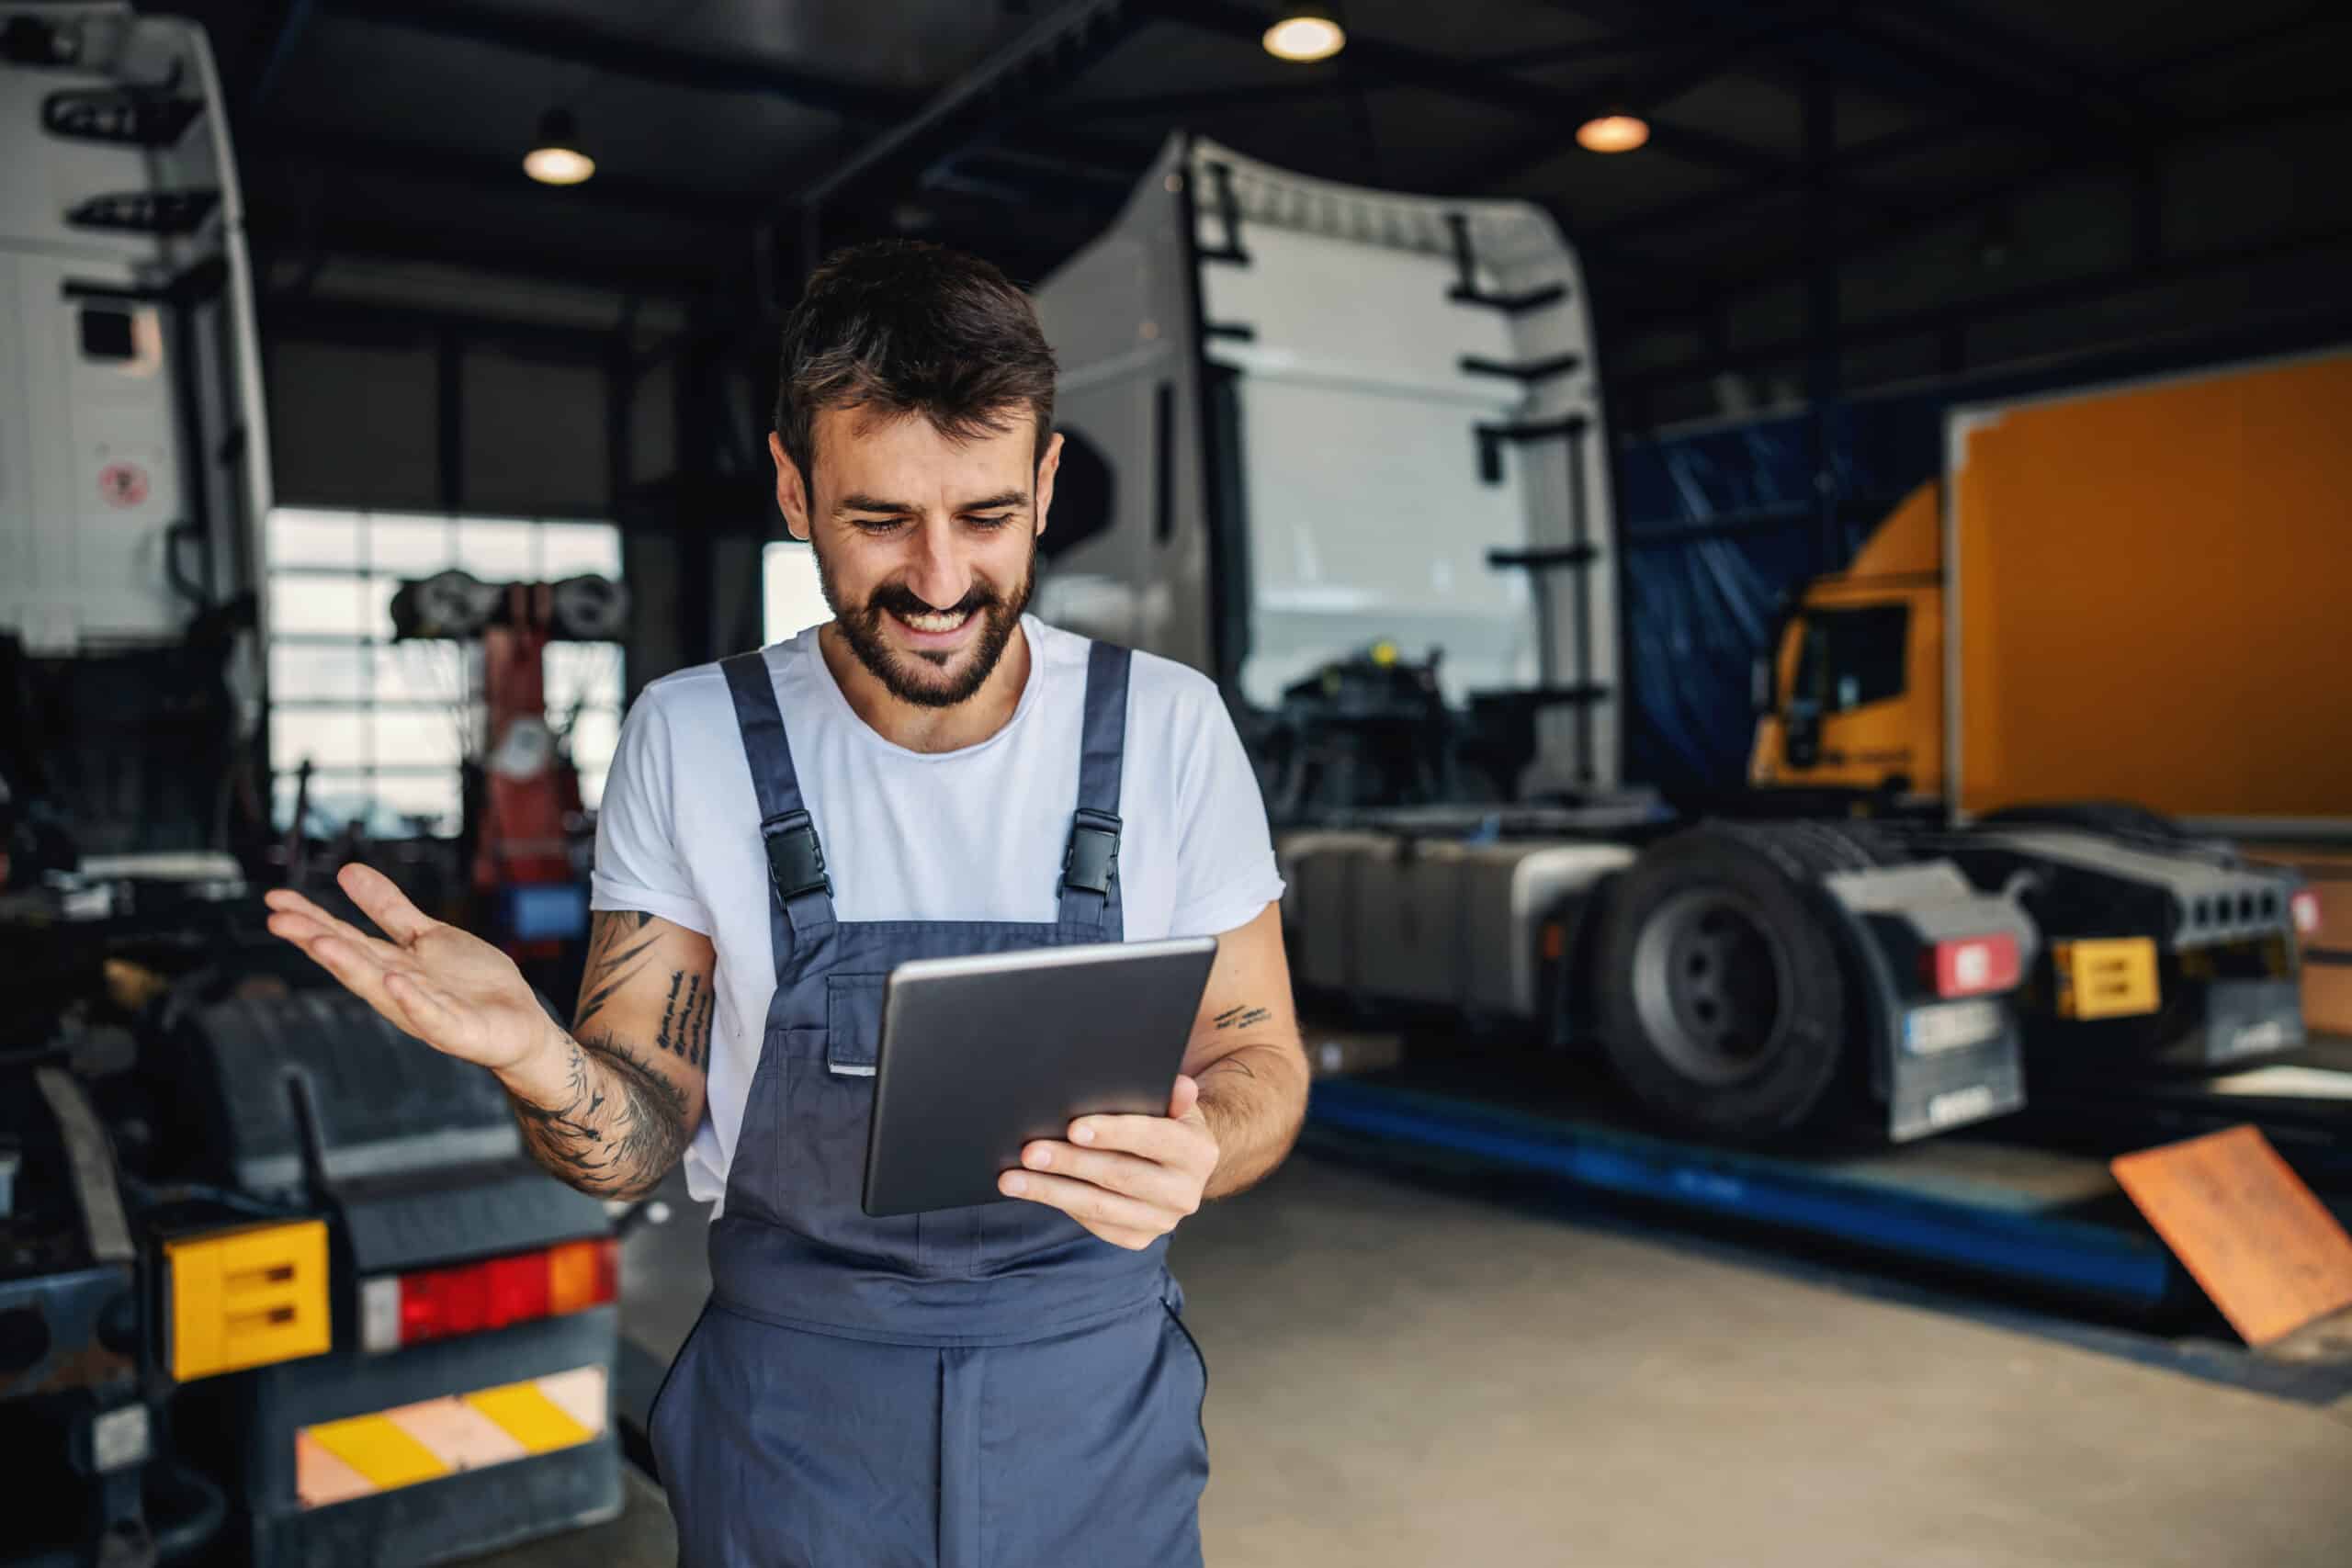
[372,709,466,771]
[269,640,368,702]
[268,573,368,636]
[454,518,537,578]
[275,769,375,830]
[540,521,622,578]
[269,509,362,569]
[374,772,462,836]
[367,514,458,574]
[567,707,619,779]
[1815,604,1909,713]
[546,642,622,714]
[378,641,473,707]
[270,708,368,771]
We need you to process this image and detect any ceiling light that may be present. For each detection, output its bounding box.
[1263,5,1345,63]
[1576,114,1650,154]
[524,108,594,186]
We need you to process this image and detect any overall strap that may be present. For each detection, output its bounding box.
[1057,640,1132,937]
[721,650,838,945]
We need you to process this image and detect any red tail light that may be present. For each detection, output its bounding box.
[1930,933,2021,998]
[363,1237,617,1353]
[2291,889,2323,938]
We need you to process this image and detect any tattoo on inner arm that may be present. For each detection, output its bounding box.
[654,971,716,1067]
[1214,1004,1273,1032]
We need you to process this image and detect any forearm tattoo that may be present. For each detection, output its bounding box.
[511,1029,691,1199]
[1214,1003,1274,1032]
[506,908,714,1197]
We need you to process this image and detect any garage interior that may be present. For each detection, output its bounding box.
[6,2,2352,1565]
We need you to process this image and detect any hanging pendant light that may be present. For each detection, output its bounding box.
[523,107,595,186]
[1262,4,1345,63]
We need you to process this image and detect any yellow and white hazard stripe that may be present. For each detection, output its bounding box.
[295,1365,607,1509]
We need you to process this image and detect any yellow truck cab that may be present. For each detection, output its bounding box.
[1750,483,1944,805]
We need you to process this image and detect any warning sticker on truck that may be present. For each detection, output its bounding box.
[294,1365,607,1509]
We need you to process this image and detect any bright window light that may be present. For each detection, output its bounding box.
[764,542,831,645]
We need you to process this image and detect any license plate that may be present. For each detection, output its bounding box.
[1905,998,2006,1055]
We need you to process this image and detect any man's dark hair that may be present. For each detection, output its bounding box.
[773,240,1057,493]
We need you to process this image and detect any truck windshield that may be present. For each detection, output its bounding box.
[1792,604,1909,714]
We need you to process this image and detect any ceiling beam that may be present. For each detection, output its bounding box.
[262,292,633,357]
[250,126,757,223]
[1611,221,2352,390]
[797,0,1154,225]
[2120,2,2344,85]
[1882,0,2169,129]
[1829,13,2148,153]
[318,0,916,121]
[249,210,729,298]
[1619,85,2352,329]
[1587,117,1969,245]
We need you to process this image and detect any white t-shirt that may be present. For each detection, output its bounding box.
[588,615,1286,1209]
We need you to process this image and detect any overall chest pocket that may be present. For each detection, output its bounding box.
[773,973,891,1226]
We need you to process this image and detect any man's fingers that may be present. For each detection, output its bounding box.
[1069,1111,1214,1171]
[1019,1142,1198,1213]
[998,1169,1166,1240]
[1168,1073,1201,1121]
[337,863,437,945]
[287,933,401,1013]
[263,890,405,966]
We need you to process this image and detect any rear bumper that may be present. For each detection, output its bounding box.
[2159,975,2307,1069]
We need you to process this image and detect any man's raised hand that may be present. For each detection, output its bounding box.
[264,863,559,1073]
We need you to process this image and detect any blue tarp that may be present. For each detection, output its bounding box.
[1614,395,1948,795]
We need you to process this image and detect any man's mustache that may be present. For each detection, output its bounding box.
[866,581,1001,619]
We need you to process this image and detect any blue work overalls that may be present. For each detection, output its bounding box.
[648,639,1211,1567]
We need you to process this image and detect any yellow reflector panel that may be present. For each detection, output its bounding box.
[2054,937,2161,1020]
[305,1413,450,1492]
[296,1365,607,1510]
[466,1378,595,1453]
[164,1219,332,1382]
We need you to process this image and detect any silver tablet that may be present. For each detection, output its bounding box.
[862,936,1219,1217]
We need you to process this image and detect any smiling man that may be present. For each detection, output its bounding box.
[267,239,1307,1567]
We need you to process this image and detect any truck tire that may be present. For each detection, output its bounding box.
[1591,824,1877,1142]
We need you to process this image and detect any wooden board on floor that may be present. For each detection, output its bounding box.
[2110,1125,2352,1348]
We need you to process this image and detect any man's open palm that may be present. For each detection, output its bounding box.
[264,863,554,1072]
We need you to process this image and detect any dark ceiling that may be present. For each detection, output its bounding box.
[183,0,2352,410]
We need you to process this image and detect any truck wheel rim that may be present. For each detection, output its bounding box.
[1630,889,1792,1087]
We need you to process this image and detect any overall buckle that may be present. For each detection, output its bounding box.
[1061,807,1122,897]
[763,809,831,902]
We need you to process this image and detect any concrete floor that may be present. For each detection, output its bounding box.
[611,1154,2352,1568]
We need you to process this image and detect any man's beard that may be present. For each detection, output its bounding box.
[814,538,1035,710]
